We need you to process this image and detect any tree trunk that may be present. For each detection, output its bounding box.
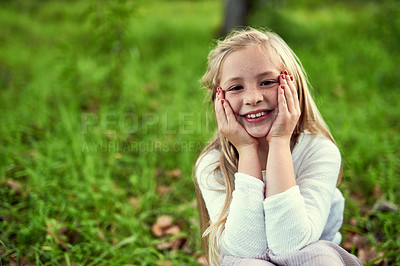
[221,0,250,36]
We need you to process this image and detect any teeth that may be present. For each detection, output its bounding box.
[246,111,265,118]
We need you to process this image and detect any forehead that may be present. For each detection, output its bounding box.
[220,45,282,82]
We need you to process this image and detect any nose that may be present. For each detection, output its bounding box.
[244,87,263,106]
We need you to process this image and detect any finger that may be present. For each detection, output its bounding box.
[214,95,228,127]
[279,73,294,113]
[279,73,288,85]
[222,99,235,125]
[286,74,297,96]
[283,84,296,114]
[283,71,300,113]
[288,77,300,112]
[219,87,225,100]
[277,85,288,114]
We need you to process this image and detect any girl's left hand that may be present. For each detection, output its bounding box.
[266,70,301,143]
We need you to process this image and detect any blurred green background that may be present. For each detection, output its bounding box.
[0,0,399,265]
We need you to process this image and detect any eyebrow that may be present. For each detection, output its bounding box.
[223,71,278,85]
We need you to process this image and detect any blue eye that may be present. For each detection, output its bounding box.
[228,85,243,91]
[260,80,277,86]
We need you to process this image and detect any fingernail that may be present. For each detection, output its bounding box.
[221,99,225,104]
[280,85,285,89]
[281,74,285,79]
[216,87,220,94]
[290,76,294,81]
[284,70,288,75]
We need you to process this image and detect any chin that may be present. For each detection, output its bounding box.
[245,127,271,139]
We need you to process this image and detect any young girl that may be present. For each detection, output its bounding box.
[195,28,362,265]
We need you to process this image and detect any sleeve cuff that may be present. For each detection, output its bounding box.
[264,185,301,209]
[234,173,265,198]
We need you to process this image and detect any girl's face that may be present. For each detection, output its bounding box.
[219,45,281,139]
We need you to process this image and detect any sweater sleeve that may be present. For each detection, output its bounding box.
[263,135,341,255]
[195,150,267,258]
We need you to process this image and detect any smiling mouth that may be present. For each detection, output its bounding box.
[240,110,272,119]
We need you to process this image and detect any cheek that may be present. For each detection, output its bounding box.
[266,88,278,106]
[225,94,241,114]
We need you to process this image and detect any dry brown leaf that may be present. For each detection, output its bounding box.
[152,215,181,238]
[373,183,382,199]
[342,236,354,250]
[197,255,209,266]
[170,238,186,250]
[156,241,171,250]
[157,260,173,266]
[129,197,140,210]
[155,167,162,178]
[164,225,180,235]
[181,244,193,254]
[374,200,399,212]
[349,217,357,227]
[358,246,378,263]
[166,168,182,178]
[92,184,99,193]
[6,179,21,192]
[156,185,173,195]
[156,215,173,229]
[144,82,158,93]
[152,223,164,237]
[46,221,63,245]
[97,231,105,241]
[352,234,366,249]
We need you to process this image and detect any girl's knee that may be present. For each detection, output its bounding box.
[300,241,345,265]
[221,256,274,266]
[237,258,275,266]
[303,254,344,266]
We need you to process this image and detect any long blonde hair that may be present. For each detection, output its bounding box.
[195,27,341,265]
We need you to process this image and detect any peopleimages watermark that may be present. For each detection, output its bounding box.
[81,112,214,135]
[82,140,209,153]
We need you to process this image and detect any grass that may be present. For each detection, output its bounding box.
[1,0,399,265]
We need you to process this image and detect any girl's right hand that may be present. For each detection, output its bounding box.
[214,87,258,153]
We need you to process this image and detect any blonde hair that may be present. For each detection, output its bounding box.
[195,27,341,265]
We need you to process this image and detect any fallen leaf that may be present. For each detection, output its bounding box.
[373,184,382,199]
[156,184,173,195]
[157,260,173,266]
[352,234,366,249]
[342,234,354,251]
[152,223,164,238]
[166,168,182,179]
[97,231,105,240]
[197,255,209,266]
[358,246,379,264]
[151,215,180,238]
[155,167,162,178]
[156,215,173,229]
[373,200,399,213]
[46,221,63,245]
[92,184,99,193]
[349,217,357,227]
[181,243,193,254]
[144,82,158,93]
[169,237,186,250]
[129,197,140,210]
[6,180,21,192]
[156,241,171,250]
[165,225,180,235]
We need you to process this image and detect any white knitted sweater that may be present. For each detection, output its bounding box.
[195,132,344,258]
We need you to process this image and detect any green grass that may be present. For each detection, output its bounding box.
[1,0,399,264]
